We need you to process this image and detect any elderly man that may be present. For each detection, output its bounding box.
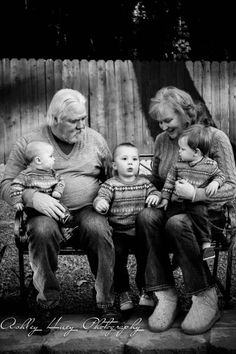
[0,89,120,334]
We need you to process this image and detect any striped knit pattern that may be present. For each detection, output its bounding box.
[93,176,159,232]
[10,167,65,206]
[162,157,225,201]
[150,127,236,228]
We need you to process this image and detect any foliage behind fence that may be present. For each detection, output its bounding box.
[0,59,236,163]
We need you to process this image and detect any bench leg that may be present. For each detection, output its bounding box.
[18,248,26,300]
[225,245,233,307]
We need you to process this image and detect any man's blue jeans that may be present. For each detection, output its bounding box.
[26,206,115,309]
[136,207,215,295]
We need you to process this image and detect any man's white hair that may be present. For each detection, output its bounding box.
[47,89,87,126]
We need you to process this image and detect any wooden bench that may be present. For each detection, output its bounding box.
[13,155,236,308]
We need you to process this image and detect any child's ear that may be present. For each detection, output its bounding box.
[194,148,202,157]
[112,161,117,171]
[34,156,41,164]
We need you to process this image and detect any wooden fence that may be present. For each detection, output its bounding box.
[0,59,236,163]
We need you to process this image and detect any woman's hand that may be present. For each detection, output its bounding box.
[32,192,66,220]
[146,194,160,207]
[175,179,195,200]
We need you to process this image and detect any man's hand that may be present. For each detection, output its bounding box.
[205,181,219,196]
[146,194,160,207]
[175,179,195,200]
[156,198,168,210]
[94,199,109,214]
[32,192,66,220]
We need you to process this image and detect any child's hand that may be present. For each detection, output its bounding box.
[52,191,61,199]
[205,181,219,197]
[157,198,169,210]
[14,202,24,211]
[94,199,109,214]
[146,194,160,207]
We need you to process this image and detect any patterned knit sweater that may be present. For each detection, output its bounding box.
[150,127,236,225]
[10,167,65,206]
[0,125,112,210]
[162,157,225,202]
[93,176,159,233]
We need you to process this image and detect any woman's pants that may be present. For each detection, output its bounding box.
[136,207,215,295]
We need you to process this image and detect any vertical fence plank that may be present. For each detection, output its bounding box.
[202,61,212,115]
[54,59,63,92]
[229,62,236,148]
[105,60,117,151]
[219,61,229,135]
[211,61,221,128]
[29,58,40,128]
[129,60,143,152]
[10,59,21,143]
[96,60,106,137]
[3,59,12,157]
[62,59,73,88]
[114,60,126,144]
[88,60,98,131]
[80,60,89,119]
[36,59,47,126]
[122,60,135,143]
[72,59,80,91]
[45,59,55,111]
[193,61,203,95]
[0,60,7,162]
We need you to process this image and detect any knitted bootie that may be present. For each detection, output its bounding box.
[148,288,178,332]
[181,287,221,335]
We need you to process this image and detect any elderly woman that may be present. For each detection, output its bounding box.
[136,87,236,335]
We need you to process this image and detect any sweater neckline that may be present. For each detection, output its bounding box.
[114,175,140,185]
[46,126,83,159]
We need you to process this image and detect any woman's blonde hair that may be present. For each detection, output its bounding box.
[47,88,87,126]
[149,86,197,127]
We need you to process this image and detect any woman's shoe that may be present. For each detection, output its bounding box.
[148,288,178,332]
[181,287,221,335]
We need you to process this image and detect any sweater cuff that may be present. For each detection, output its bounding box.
[22,189,38,208]
[192,187,207,202]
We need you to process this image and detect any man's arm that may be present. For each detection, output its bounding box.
[0,138,28,206]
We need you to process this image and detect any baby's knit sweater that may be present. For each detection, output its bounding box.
[162,156,225,202]
[10,167,65,206]
[93,175,159,233]
[151,127,236,214]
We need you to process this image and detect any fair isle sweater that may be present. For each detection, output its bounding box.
[151,127,236,219]
[0,125,112,210]
[93,176,159,233]
[10,167,65,206]
[162,157,225,202]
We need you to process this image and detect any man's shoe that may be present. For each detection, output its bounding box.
[98,306,123,329]
[119,292,134,311]
[202,247,215,261]
[29,305,59,336]
[139,289,155,307]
